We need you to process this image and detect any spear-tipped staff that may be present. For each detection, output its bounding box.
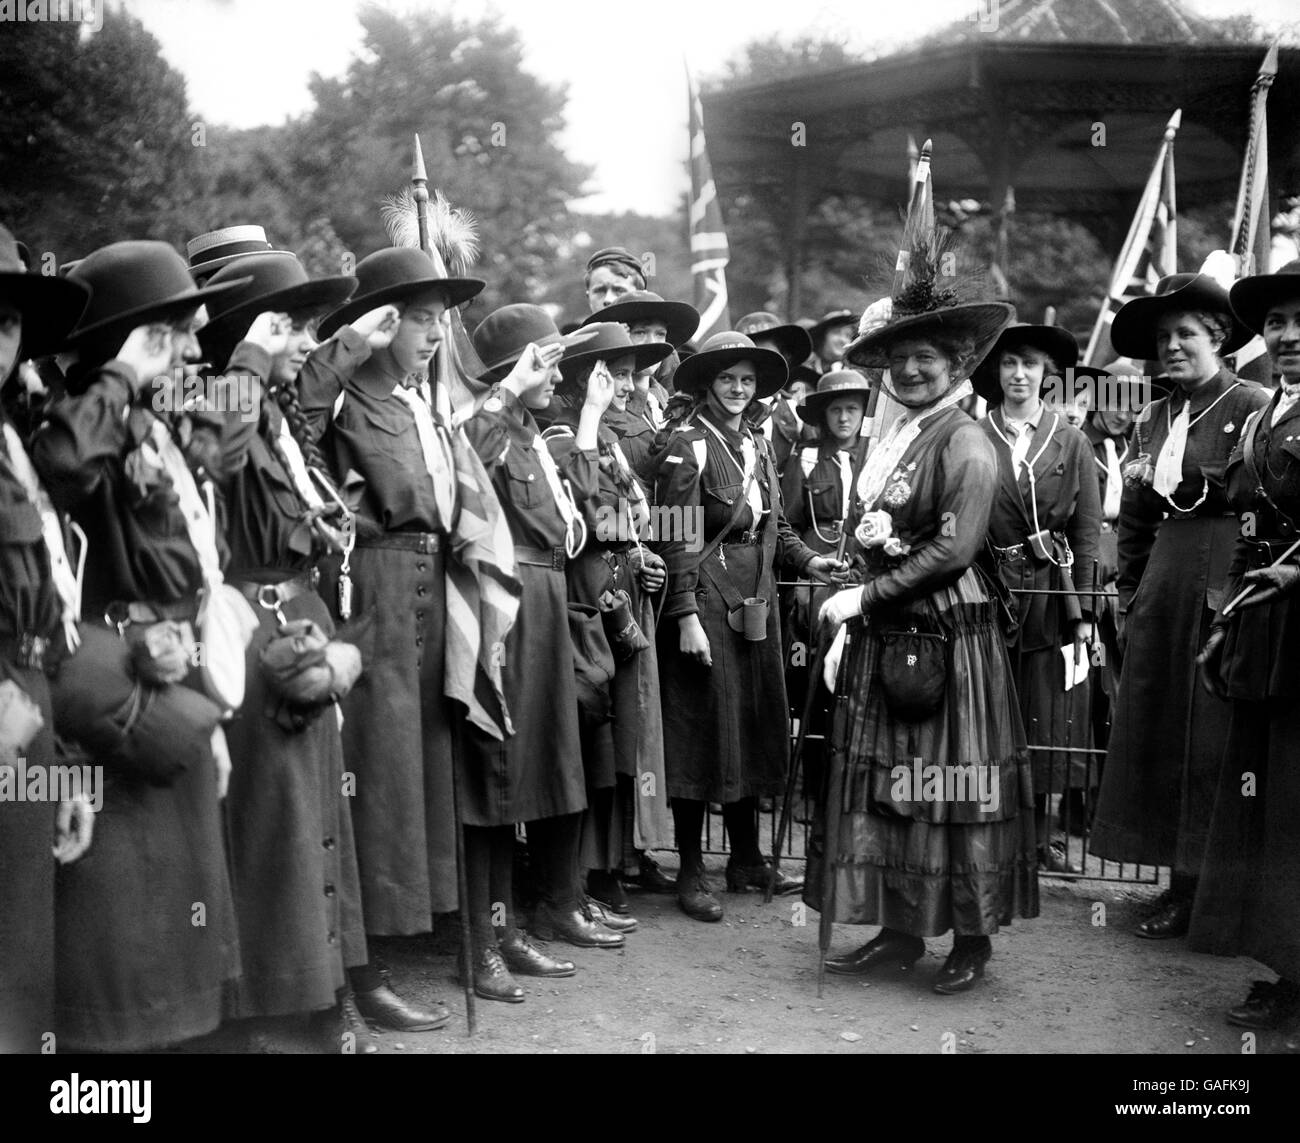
[411,134,476,1037]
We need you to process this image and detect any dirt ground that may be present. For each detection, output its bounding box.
[368,855,1280,1056]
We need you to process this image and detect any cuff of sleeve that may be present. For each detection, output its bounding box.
[858,583,876,611]
[228,341,272,379]
[333,326,368,354]
[663,590,698,619]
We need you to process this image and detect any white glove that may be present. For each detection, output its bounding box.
[822,625,848,693]
[818,586,864,634]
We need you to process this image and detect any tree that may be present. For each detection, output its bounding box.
[284,4,589,315]
[0,14,196,264]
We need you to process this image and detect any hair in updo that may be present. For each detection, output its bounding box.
[1002,342,1062,379]
[1171,308,1232,351]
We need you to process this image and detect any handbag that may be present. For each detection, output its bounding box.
[876,623,948,722]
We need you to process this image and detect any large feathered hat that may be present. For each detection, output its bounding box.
[844,228,1014,377]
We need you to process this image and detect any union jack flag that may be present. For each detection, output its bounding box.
[687,67,731,343]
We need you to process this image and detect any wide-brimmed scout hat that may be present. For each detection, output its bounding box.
[187,225,296,282]
[582,290,699,349]
[1110,272,1252,360]
[671,330,788,400]
[198,253,357,355]
[796,369,875,423]
[472,303,597,382]
[971,323,1079,405]
[1229,259,1300,337]
[559,321,672,382]
[316,246,484,339]
[65,241,251,347]
[0,223,91,357]
[735,311,815,365]
[808,308,858,348]
[844,228,1015,377]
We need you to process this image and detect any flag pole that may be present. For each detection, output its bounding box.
[413,135,476,1037]
[1083,110,1180,365]
[1230,42,1278,275]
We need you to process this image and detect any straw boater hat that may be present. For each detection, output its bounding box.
[844,231,1015,376]
[1229,258,1300,336]
[0,223,91,357]
[796,369,875,424]
[971,323,1079,405]
[65,240,251,348]
[316,247,484,340]
[671,331,788,400]
[187,225,296,283]
[735,311,815,366]
[198,253,357,357]
[1110,272,1252,361]
[472,303,596,382]
[559,321,673,383]
[580,290,699,349]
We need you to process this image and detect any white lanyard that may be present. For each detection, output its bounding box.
[697,415,764,521]
[989,410,1063,562]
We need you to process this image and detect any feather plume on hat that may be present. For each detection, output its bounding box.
[380,186,480,275]
[844,226,1015,373]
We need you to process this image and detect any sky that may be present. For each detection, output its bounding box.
[119,0,1298,217]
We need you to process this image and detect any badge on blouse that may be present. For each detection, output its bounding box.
[1224,422,1235,434]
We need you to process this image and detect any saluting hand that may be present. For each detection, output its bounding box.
[583,360,618,414]
[244,311,292,359]
[348,305,401,351]
[502,340,564,401]
[115,323,177,396]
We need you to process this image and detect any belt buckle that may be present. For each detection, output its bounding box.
[551,547,565,571]
[17,632,46,671]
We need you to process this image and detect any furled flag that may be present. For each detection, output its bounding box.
[1228,43,1279,383]
[443,427,522,740]
[1084,110,1180,366]
[687,66,731,343]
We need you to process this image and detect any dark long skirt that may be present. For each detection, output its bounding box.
[54,669,239,1051]
[222,587,367,1018]
[804,570,1039,937]
[1187,698,1300,981]
[321,544,459,929]
[461,562,586,825]
[657,541,789,803]
[1091,514,1235,872]
[0,661,55,1053]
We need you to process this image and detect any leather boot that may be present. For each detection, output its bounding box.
[462,945,526,1003]
[1226,979,1300,1030]
[352,983,450,1032]
[933,936,992,995]
[335,994,380,1054]
[1135,895,1191,939]
[582,896,638,933]
[587,869,631,914]
[631,852,677,894]
[725,856,804,895]
[825,928,925,976]
[531,900,625,948]
[676,860,723,922]
[497,928,576,978]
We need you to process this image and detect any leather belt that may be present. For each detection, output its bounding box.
[357,531,442,553]
[0,631,51,671]
[231,568,320,607]
[104,596,200,629]
[514,545,566,571]
[723,529,762,546]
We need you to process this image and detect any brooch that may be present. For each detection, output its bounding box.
[881,462,915,509]
[1224,422,1235,434]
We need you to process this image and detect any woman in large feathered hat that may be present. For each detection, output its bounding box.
[813,230,1038,995]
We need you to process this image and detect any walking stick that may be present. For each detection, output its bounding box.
[765,620,827,903]
[817,621,854,998]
